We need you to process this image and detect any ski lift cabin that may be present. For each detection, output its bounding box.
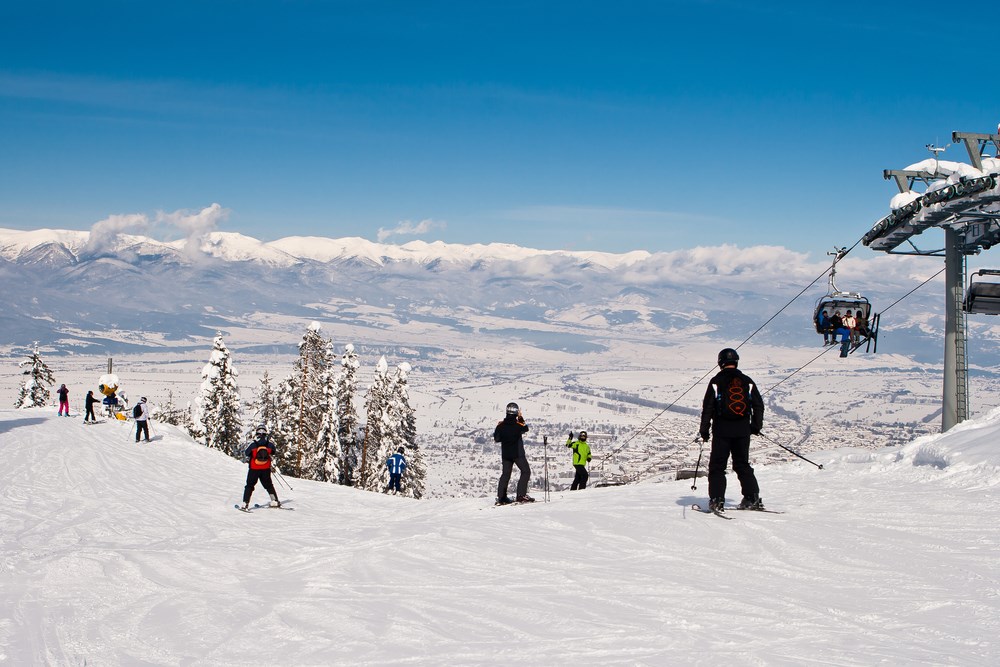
[964,269,1000,315]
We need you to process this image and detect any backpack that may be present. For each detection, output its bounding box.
[715,375,752,421]
[253,445,271,464]
[133,403,143,419]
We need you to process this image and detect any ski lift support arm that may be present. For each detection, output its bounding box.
[952,131,1000,171]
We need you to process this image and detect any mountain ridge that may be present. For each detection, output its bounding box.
[0,226,987,366]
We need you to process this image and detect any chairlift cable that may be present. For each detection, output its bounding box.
[598,237,939,480]
[601,239,858,465]
[760,267,945,396]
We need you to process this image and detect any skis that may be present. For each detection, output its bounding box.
[692,503,785,518]
[735,507,785,514]
[493,498,537,507]
[691,503,733,520]
[234,500,294,513]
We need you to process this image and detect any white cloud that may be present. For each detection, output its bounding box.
[82,204,230,261]
[84,213,150,256]
[157,203,230,262]
[377,218,445,242]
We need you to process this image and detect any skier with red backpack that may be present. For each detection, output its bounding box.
[699,348,765,513]
[240,426,281,511]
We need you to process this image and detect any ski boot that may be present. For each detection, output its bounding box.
[738,495,764,511]
[269,493,281,508]
[516,495,535,503]
[495,497,513,506]
[708,497,726,512]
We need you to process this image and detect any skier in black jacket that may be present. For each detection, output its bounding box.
[699,348,765,512]
[493,402,533,504]
[84,390,99,423]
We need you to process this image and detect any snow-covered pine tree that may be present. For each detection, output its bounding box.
[157,390,193,430]
[359,355,392,491]
[194,332,243,457]
[246,370,280,439]
[391,362,425,499]
[304,340,343,483]
[336,343,362,485]
[14,343,55,409]
[274,322,330,478]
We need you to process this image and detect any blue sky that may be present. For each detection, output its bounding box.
[1,1,996,253]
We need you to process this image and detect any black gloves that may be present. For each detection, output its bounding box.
[750,426,761,435]
[700,430,710,442]
[568,430,574,439]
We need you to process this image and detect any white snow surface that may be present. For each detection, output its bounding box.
[2,408,999,665]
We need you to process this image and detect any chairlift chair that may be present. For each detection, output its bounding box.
[964,269,1000,315]
[813,247,879,353]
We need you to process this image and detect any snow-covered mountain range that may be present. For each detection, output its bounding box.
[3,225,988,366]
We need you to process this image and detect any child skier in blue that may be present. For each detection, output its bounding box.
[386,447,407,494]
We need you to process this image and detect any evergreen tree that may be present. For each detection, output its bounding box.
[274,322,330,477]
[195,332,243,456]
[304,340,343,483]
[359,355,391,491]
[157,390,194,431]
[336,343,362,485]
[15,344,55,409]
[246,371,280,438]
[392,362,426,499]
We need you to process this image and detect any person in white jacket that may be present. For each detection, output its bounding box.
[135,397,151,442]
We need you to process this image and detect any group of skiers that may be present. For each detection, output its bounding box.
[54,384,151,440]
[52,349,769,513]
[238,428,410,510]
[492,347,766,512]
[818,309,868,346]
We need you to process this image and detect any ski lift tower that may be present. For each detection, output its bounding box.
[863,130,1000,431]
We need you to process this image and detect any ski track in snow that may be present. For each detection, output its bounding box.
[1,409,999,665]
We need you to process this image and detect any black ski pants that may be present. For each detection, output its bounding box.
[498,456,530,500]
[135,420,150,442]
[386,473,402,493]
[571,464,589,490]
[85,404,96,422]
[707,434,759,501]
[243,469,277,504]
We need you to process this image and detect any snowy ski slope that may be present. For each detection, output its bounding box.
[1,408,998,665]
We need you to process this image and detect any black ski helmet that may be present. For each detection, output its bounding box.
[579,430,588,441]
[506,402,519,415]
[717,348,739,368]
[255,425,267,436]
[397,446,405,454]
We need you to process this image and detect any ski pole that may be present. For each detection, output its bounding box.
[757,433,824,469]
[273,468,294,490]
[691,436,705,490]
[543,435,549,503]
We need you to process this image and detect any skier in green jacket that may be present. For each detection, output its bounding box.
[566,430,592,490]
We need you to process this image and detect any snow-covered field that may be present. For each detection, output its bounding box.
[2,406,998,665]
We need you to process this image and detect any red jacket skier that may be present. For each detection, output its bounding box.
[240,426,281,510]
